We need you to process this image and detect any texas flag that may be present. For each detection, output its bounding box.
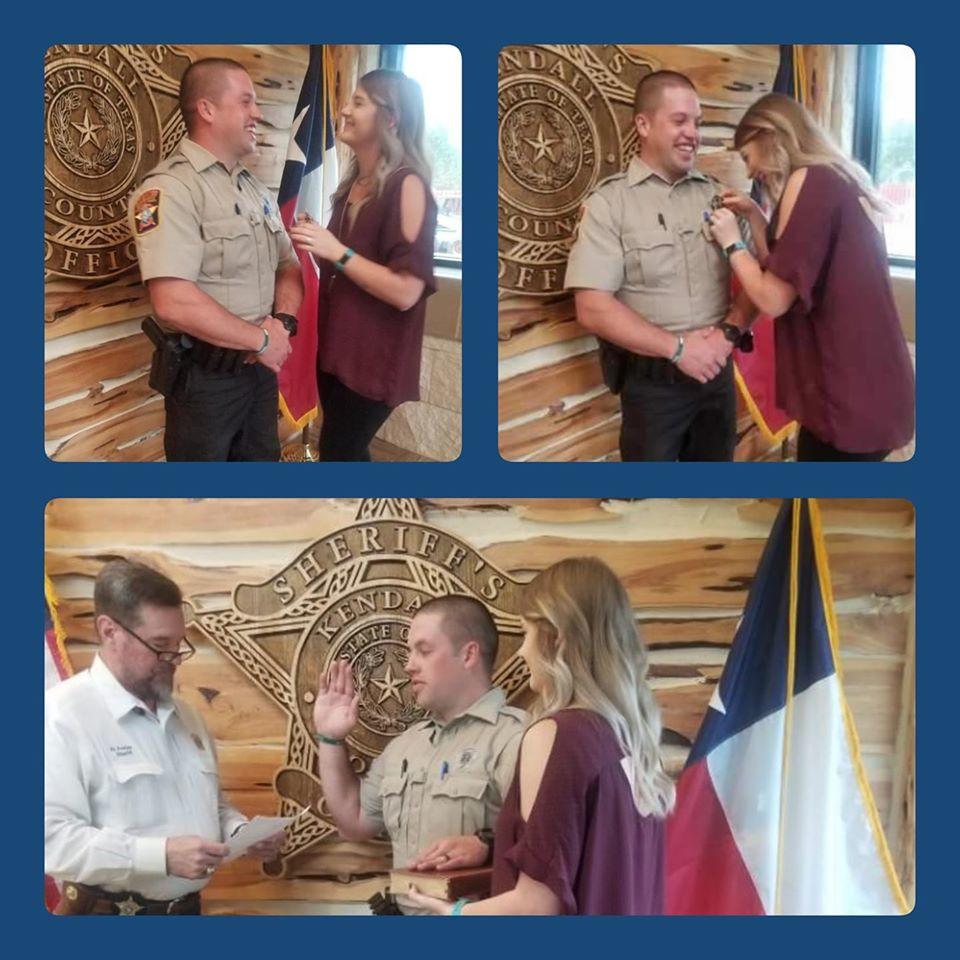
[277,45,339,430]
[665,499,908,915]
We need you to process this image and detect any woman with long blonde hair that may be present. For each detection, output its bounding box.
[707,92,914,461]
[288,69,437,461]
[409,557,672,915]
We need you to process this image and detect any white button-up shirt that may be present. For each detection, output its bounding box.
[45,656,246,900]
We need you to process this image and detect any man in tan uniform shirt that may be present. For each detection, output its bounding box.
[312,596,526,915]
[565,71,756,461]
[128,58,302,461]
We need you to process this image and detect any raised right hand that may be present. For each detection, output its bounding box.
[675,328,731,384]
[254,315,293,374]
[312,658,360,741]
[165,835,229,879]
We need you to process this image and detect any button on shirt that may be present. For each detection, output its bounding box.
[564,157,736,333]
[359,686,526,874]
[128,138,299,323]
[45,656,246,901]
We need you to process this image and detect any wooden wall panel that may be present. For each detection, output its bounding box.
[45,498,915,911]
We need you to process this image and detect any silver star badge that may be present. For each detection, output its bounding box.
[116,896,142,916]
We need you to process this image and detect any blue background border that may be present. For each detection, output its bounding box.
[21,3,936,953]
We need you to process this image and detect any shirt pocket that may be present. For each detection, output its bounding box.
[265,217,283,273]
[200,216,254,280]
[109,760,166,830]
[184,752,221,821]
[622,228,678,290]
[429,774,489,836]
[378,774,408,835]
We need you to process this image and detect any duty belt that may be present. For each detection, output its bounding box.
[188,337,247,375]
[56,882,201,916]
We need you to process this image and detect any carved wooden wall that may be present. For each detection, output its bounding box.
[497,45,781,462]
[44,45,367,461]
[46,498,915,913]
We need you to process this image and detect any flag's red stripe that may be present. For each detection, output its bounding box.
[278,198,320,425]
[665,758,766,915]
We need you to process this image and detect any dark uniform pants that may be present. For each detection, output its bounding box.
[619,360,736,462]
[164,362,280,461]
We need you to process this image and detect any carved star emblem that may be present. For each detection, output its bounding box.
[186,498,529,874]
[116,896,142,916]
[523,124,560,163]
[370,664,409,705]
[70,108,103,149]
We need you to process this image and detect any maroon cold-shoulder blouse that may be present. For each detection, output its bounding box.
[317,167,437,407]
[491,709,665,915]
[765,164,914,452]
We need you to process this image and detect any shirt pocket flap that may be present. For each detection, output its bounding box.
[622,228,675,252]
[195,753,218,776]
[378,774,408,798]
[110,761,164,784]
[201,216,251,241]
[430,775,487,800]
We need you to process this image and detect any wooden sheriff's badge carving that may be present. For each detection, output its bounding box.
[187,499,530,877]
[497,45,654,296]
[44,44,192,280]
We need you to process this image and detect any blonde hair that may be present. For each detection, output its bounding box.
[333,69,431,204]
[735,92,885,212]
[521,557,674,819]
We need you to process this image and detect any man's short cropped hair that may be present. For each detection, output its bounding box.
[179,57,248,132]
[633,70,697,116]
[93,559,182,628]
[416,595,499,675]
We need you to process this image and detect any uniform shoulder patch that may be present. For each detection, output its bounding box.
[133,188,161,235]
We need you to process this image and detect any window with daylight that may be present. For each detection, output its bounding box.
[855,45,915,265]
[401,45,462,266]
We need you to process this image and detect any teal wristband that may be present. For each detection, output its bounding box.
[335,247,355,272]
[255,327,270,356]
[314,733,344,746]
[450,898,469,916]
[724,240,748,259]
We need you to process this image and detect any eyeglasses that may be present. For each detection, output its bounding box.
[114,619,196,664]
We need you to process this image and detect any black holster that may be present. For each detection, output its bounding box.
[597,338,630,395]
[142,317,188,397]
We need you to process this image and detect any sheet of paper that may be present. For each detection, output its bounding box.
[225,815,295,861]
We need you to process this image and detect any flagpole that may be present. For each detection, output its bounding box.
[808,499,910,913]
[773,497,802,914]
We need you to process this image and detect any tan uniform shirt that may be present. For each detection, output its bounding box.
[127,139,298,323]
[565,157,739,334]
[359,686,525,883]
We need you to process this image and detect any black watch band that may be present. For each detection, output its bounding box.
[717,322,742,347]
[475,828,495,865]
[274,312,298,337]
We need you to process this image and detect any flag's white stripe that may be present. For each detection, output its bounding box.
[706,707,785,913]
[294,146,339,224]
[708,674,901,915]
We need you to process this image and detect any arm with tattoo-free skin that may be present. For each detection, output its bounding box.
[573,291,732,384]
[709,169,807,317]
[288,175,427,312]
[312,660,379,841]
[145,279,292,373]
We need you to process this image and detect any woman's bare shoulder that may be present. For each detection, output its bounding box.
[775,167,810,238]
